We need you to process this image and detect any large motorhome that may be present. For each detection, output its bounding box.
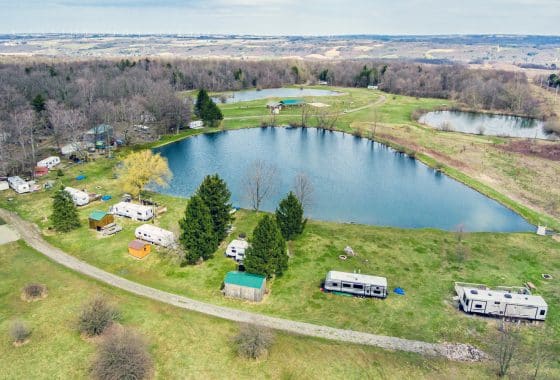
[7,176,30,194]
[455,282,548,321]
[135,224,175,247]
[109,202,153,221]
[323,270,388,298]
[37,156,61,169]
[64,187,90,206]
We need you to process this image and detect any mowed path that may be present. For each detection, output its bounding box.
[0,208,484,362]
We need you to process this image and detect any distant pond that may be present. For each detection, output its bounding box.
[153,127,533,232]
[212,88,343,104]
[419,110,555,140]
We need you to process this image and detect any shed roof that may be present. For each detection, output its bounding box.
[280,99,305,105]
[89,211,108,221]
[129,239,148,250]
[224,271,265,289]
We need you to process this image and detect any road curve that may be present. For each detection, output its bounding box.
[0,208,482,361]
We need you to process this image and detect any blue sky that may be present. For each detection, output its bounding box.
[0,0,559,35]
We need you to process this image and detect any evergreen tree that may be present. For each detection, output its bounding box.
[179,195,217,264]
[31,94,46,113]
[195,88,223,127]
[244,215,287,278]
[51,186,80,232]
[195,89,210,118]
[275,192,306,241]
[196,174,233,243]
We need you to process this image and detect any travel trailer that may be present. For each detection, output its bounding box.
[109,202,153,221]
[455,282,548,321]
[323,270,388,298]
[225,239,250,262]
[7,176,30,194]
[64,187,90,206]
[0,180,9,191]
[36,156,61,169]
[135,224,175,247]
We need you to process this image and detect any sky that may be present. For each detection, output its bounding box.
[0,0,559,35]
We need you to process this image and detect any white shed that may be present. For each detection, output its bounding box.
[135,224,175,247]
[189,120,204,129]
[64,187,90,206]
[455,282,548,321]
[324,270,388,298]
[225,239,250,262]
[37,156,61,169]
[0,181,9,191]
[7,176,30,194]
[109,202,153,221]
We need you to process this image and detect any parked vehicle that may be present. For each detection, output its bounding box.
[323,270,388,298]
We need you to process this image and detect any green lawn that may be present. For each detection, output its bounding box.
[1,241,498,379]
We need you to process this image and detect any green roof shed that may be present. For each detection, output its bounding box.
[223,271,266,302]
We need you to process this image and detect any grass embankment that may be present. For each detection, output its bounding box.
[1,241,494,379]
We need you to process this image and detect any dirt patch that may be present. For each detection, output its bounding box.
[501,140,560,161]
[441,343,487,362]
[12,339,31,347]
[20,284,48,302]
[0,224,20,245]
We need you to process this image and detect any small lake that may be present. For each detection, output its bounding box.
[419,110,555,140]
[212,88,342,104]
[154,127,533,232]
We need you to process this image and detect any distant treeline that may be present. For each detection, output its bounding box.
[0,58,540,176]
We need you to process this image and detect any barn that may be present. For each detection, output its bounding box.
[88,211,115,230]
[223,271,266,302]
[128,240,151,259]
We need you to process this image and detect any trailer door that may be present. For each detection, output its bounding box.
[364,286,371,296]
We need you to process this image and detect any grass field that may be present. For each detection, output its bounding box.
[1,241,499,379]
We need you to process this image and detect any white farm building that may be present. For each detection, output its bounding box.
[225,239,249,262]
[37,156,61,169]
[455,283,548,321]
[323,270,388,298]
[7,176,30,194]
[109,202,154,221]
[64,187,90,206]
[135,224,175,247]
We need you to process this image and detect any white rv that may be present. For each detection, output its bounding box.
[7,176,30,194]
[323,271,388,298]
[135,224,175,247]
[109,202,153,221]
[189,120,204,129]
[0,181,9,191]
[225,239,249,262]
[455,283,548,321]
[64,187,90,206]
[37,156,61,169]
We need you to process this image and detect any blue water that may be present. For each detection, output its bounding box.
[154,127,533,232]
[212,88,342,104]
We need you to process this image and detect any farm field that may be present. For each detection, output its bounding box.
[1,241,498,379]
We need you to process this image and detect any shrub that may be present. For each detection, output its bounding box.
[23,283,47,300]
[91,330,153,380]
[10,320,31,343]
[78,296,119,337]
[234,324,275,359]
[543,119,560,135]
[56,169,64,177]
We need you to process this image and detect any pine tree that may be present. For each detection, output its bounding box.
[195,89,210,118]
[275,192,306,241]
[195,88,223,127]
[179,195,217,264]
[51,186,80,232]
[244,215,287,278]
[196,174,233,243]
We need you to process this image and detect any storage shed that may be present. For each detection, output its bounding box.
[455,282,548,321]
[128,240,151,259]
[88,211,115,230]
[323,270,388,298]
[109,202,153,221]
[64,187,90,206]
[223,271,266,302]
[280,99,305,107]
[134,224,175,247]
[34,166,49,177]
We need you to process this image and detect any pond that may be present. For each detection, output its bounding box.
[419,110,555,140]
[212,88,342,104]
[154,127,533,232]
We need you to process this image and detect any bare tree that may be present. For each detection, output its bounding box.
[293,172,314,211]
[492,321,520,378]
[300,103,311,127]
[243,160,278,212]
[315,102,342,131]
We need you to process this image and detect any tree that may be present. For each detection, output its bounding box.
[195,88,223,127]
[10,320,31,344]
[243,160,278,212]
[179,195,217,264]
[77,296,120,337]
[31,94,46,113]
[244,215,287,278]
[116,150,172,200]
[492,321,520,378]
[293,172,313,211]
[196,174,233,243]
[234,324,275,359]
[51,187,80,232]
[275,192,306,241]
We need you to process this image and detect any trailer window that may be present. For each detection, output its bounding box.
[353,284,364,290]
[494,301,500,305]
[474,304,483,309]
[540,310,546,316]
[342,283,351,288]
[373,290,381,295]
[330,282,338,287]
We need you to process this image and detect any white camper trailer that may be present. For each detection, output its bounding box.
[455,282,548,321]
[109,202,153,221]
[0,181,9,191]
[7,176,30,194]
[64,187,90,206]
[37,156,61,169]
[225,239,249,262]
[323,270,388,298]
[135,224,175,247]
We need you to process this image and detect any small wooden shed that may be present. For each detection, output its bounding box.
[128,240,151,259]
[88,211,115,230]
[223,271,266,302]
